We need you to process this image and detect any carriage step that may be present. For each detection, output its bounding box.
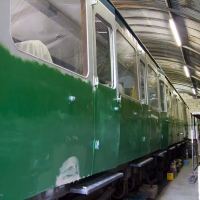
[130,157,153,167]
[177,143,181,147]
[168,146,176,150]
[70,173,123,195]
[153,150,167,157]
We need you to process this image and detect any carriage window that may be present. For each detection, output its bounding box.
[116,31,139,100]
[95,15,112,87]
[180,103,182,120]
[172,96,178,116]
[140,60,146,103]
[159,80,165,111]
[148,65,158,108]
[166,86,171,114]
[178,101,180,118]
[11,0,88,76]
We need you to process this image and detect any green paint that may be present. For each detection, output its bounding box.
[141,104,151,155]
[118,97,142,164]
[149,108,161,152]
[0,43,187,200]
[169,117,179,145]
[0,45,94,200]
[93,84,120,173]
[168,115,173,145]
[160,112,168,149]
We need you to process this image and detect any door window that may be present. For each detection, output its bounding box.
[172,96,178,116]
[159,80,165,111]
[148,65,158,108]
[166,86,171,115]
[140,60,146,103]
[95,15,112,87]
[116,31,139,100]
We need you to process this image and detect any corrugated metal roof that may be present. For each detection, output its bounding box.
[110,0,200,96]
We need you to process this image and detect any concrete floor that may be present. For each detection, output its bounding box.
[157,159,199,200]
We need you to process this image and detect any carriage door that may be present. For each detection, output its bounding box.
[159,75,168,149]
[147,63,160,152]
[139,56,151,156]
[92,2,120,174]
[168,90,173,145]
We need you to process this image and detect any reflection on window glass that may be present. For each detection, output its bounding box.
[182,104,186,120]
[140,60,146,103]
[11,0,88,76]
[178,101,180,118]
[166,86,171,114]
[148,65,158,108]
[95,15,112,87]
[181,104,183,119]
[172,96,177,116]
[159,81,165,111]
[178,101,183,120]
[116,32,138,100]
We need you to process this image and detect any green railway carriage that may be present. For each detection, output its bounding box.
[0,0,189,199]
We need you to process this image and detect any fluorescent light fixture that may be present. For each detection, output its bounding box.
[184,65,190,77]
[169,19,181,46]
[192,88,196,95]
[97,31,107,34]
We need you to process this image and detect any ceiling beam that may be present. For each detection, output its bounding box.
[182,45,200,56]
[164,0,196,93]
[113,4,200,24]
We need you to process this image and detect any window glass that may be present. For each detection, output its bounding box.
[172,96,177,116]
[183,105,186,121]
[140,60,146,103]
[177,100,180,118]
[180,102,183,120]
[166,86,171,114]
[179,101,181,119]
[159,81,165,111]
[175,99,178,117]
[95,15,112,87]
[169,91,172,115]
[116,31,139,100]
[148,65,158,108]
[11,0,88,76]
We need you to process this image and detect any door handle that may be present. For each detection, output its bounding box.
[114,107,119,111]
[69,96,76,102]
[133,111,138,116]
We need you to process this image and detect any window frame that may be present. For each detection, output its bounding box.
[10,0,89,79]
[95,14,114,88]
[147,63,159,109]
[159,80,166,112]
[166,84,172,115]
[116,29,140,102]
[139,59,147,104]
